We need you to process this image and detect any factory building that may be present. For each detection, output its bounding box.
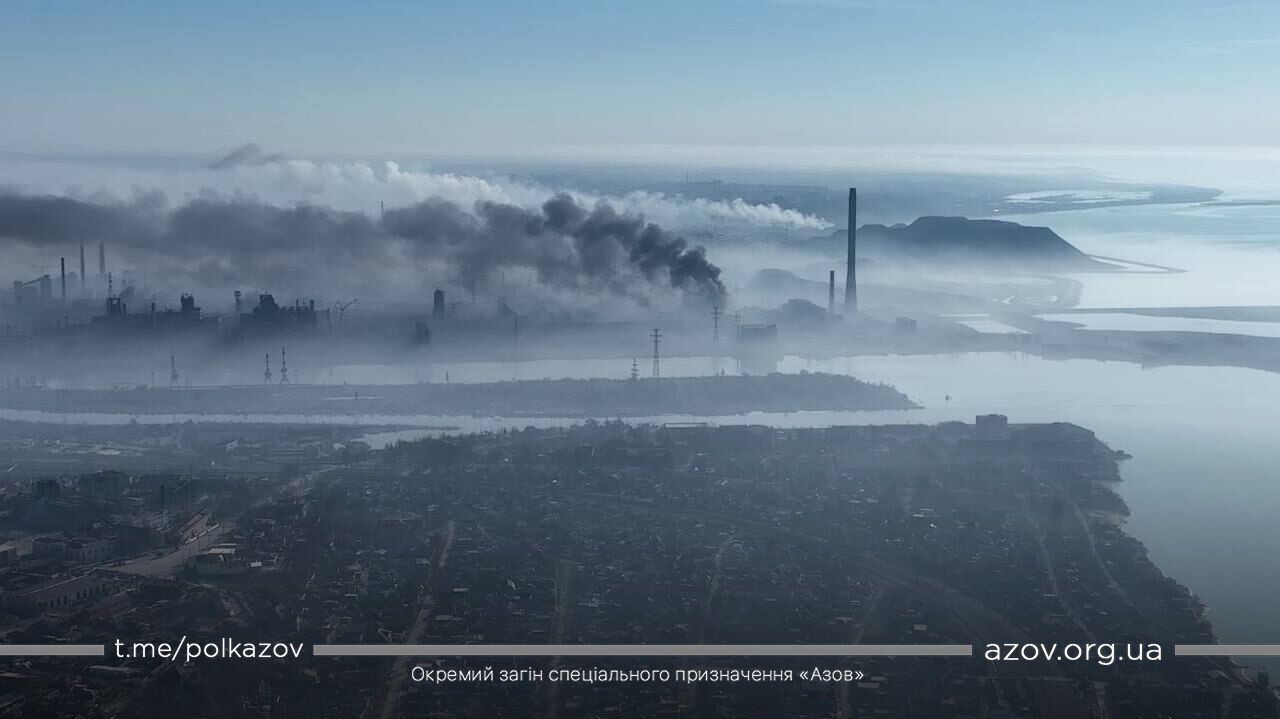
[0,572,108,615]
[231,294,321,339]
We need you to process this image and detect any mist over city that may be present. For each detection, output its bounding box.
[0,1,1278,718]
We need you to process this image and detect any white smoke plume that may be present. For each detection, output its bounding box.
[0,144,833,232]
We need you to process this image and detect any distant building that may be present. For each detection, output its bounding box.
[170,511,212,545]
[31,478,60,498]
[975,414,1009,437]
[737,323,778,345]
[0,573,107,614]
[191,545,247,576]
[957,414,1014,457]
[65,536,116,564]
[736,323,779,374]
[31,536,66,558]
[78,470,129,498]
[433,289,446,319]
[234,294,319,338]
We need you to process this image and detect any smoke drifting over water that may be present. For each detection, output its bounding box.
[0,190,727,309]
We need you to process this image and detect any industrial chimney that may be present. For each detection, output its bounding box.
[60,257,66,303]
[79,241,86,289]
[844,188,857,315]
[433,289,446,319]
[98,241,106,276]
[828,270,835,316]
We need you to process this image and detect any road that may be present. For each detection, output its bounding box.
[105,464,341,578]
[377,520,455,719]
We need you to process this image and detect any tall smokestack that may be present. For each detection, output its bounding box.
[828,269,835,316]
[79,242,86,289]
[844,188,857,315]
[98,241,105,276]
[60,257,66,303]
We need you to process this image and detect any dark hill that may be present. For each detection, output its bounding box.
[794,216,1109,270]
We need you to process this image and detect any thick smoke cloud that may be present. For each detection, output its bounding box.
[0,191,726,309]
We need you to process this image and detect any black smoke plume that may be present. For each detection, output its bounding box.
[0,191,726,307]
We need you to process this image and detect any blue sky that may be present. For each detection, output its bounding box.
[2,0,1278,155]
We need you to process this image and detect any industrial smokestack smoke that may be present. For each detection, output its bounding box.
[0,191,727,309]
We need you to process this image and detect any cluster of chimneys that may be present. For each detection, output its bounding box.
[42,193,860,316]
[51,241,108,303]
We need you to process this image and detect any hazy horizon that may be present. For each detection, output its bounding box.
[4,1,1280,156]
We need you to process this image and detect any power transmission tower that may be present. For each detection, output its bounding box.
[651,328,662,379]
[279,347,289,384]
[630,358,639,381]
[263,353,272,384]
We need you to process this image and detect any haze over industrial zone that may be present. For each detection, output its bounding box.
[0,1,1278,718]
